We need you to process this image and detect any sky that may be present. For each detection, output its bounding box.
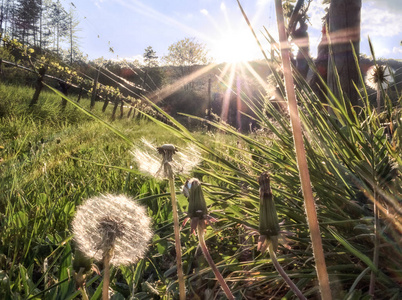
[63,0,402,63]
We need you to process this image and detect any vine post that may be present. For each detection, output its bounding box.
[29,66,47,107]
[90,68,100,110]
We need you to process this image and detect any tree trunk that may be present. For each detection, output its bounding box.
[327,0,362,113]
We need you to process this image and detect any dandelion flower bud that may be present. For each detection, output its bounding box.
[183,178,215,235]
[72,194,153,266]
[184,178,208,219]
[258,172,280,252]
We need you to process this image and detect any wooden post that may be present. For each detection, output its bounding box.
[30,66,47,107]
[111,96,119,120]
[59,81,69,110]
[77,87,83,103]
[102,95,109,112]
[119,99,124,119]
[0,59,3,80]
[127,101,133,118]
[207,77,212,130]
[90,68,100,110]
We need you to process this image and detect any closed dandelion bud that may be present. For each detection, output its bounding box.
[183,178,209,234]
[258,172,279,252]
[184,178,207,219]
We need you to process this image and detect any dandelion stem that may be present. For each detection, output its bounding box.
[102,249,113,300]
[376,85,381,112]
[274,1,332,299]
[81,287,89,300]
[167,169,186,300]
[197,225,234,300]
[369,189,380,297]
[268,242,306,300]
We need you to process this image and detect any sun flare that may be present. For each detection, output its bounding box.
[211,30,260,63]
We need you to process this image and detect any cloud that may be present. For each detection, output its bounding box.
[365,0,402,13]
[257,0,271,6]
[220,2,226,11]
[393,47,402,54]
[374,47,391,57]
[307,2,328,31]
[200,9,208,16]
[91,0,105,9]
[361,3,402,37]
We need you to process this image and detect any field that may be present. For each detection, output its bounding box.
[0,73,401,300]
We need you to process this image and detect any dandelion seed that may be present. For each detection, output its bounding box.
[132,138,201,179]
[365,64,394,112]
[365,65,394,90]
[72,194,153,266]
[133,140,198,299]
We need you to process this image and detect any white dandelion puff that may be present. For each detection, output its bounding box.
[72,194,153,266]
[365,65,394,90]
[365,64,395,111]
[132,138,201,179]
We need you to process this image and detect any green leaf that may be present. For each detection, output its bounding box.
[59,242,73,298]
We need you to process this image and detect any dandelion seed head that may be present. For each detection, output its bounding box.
[365,65,394,90]
[132,139,201,179]
[72,194,153,266]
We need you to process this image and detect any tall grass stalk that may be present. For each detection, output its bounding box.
[274,1,332,299]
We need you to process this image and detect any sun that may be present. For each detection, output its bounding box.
[211,30,260,63]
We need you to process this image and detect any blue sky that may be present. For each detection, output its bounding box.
[64,0,402,63]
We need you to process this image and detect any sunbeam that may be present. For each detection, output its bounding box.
[146,63,217,104]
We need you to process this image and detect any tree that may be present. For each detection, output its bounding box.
[163,37,209,68]
[15,0,41,45]
[327,0,362,113]
[66,2,80,64]
[163,37,210,89]
[143,46,158,67]
[141,46,158,91]
[48,0,68,56]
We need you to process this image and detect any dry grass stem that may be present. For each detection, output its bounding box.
[274,1,332,298]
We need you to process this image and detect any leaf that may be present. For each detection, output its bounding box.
[59,242,73,298]
[328,227,393,285]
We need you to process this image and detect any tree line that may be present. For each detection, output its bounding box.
[0,0,81,63]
